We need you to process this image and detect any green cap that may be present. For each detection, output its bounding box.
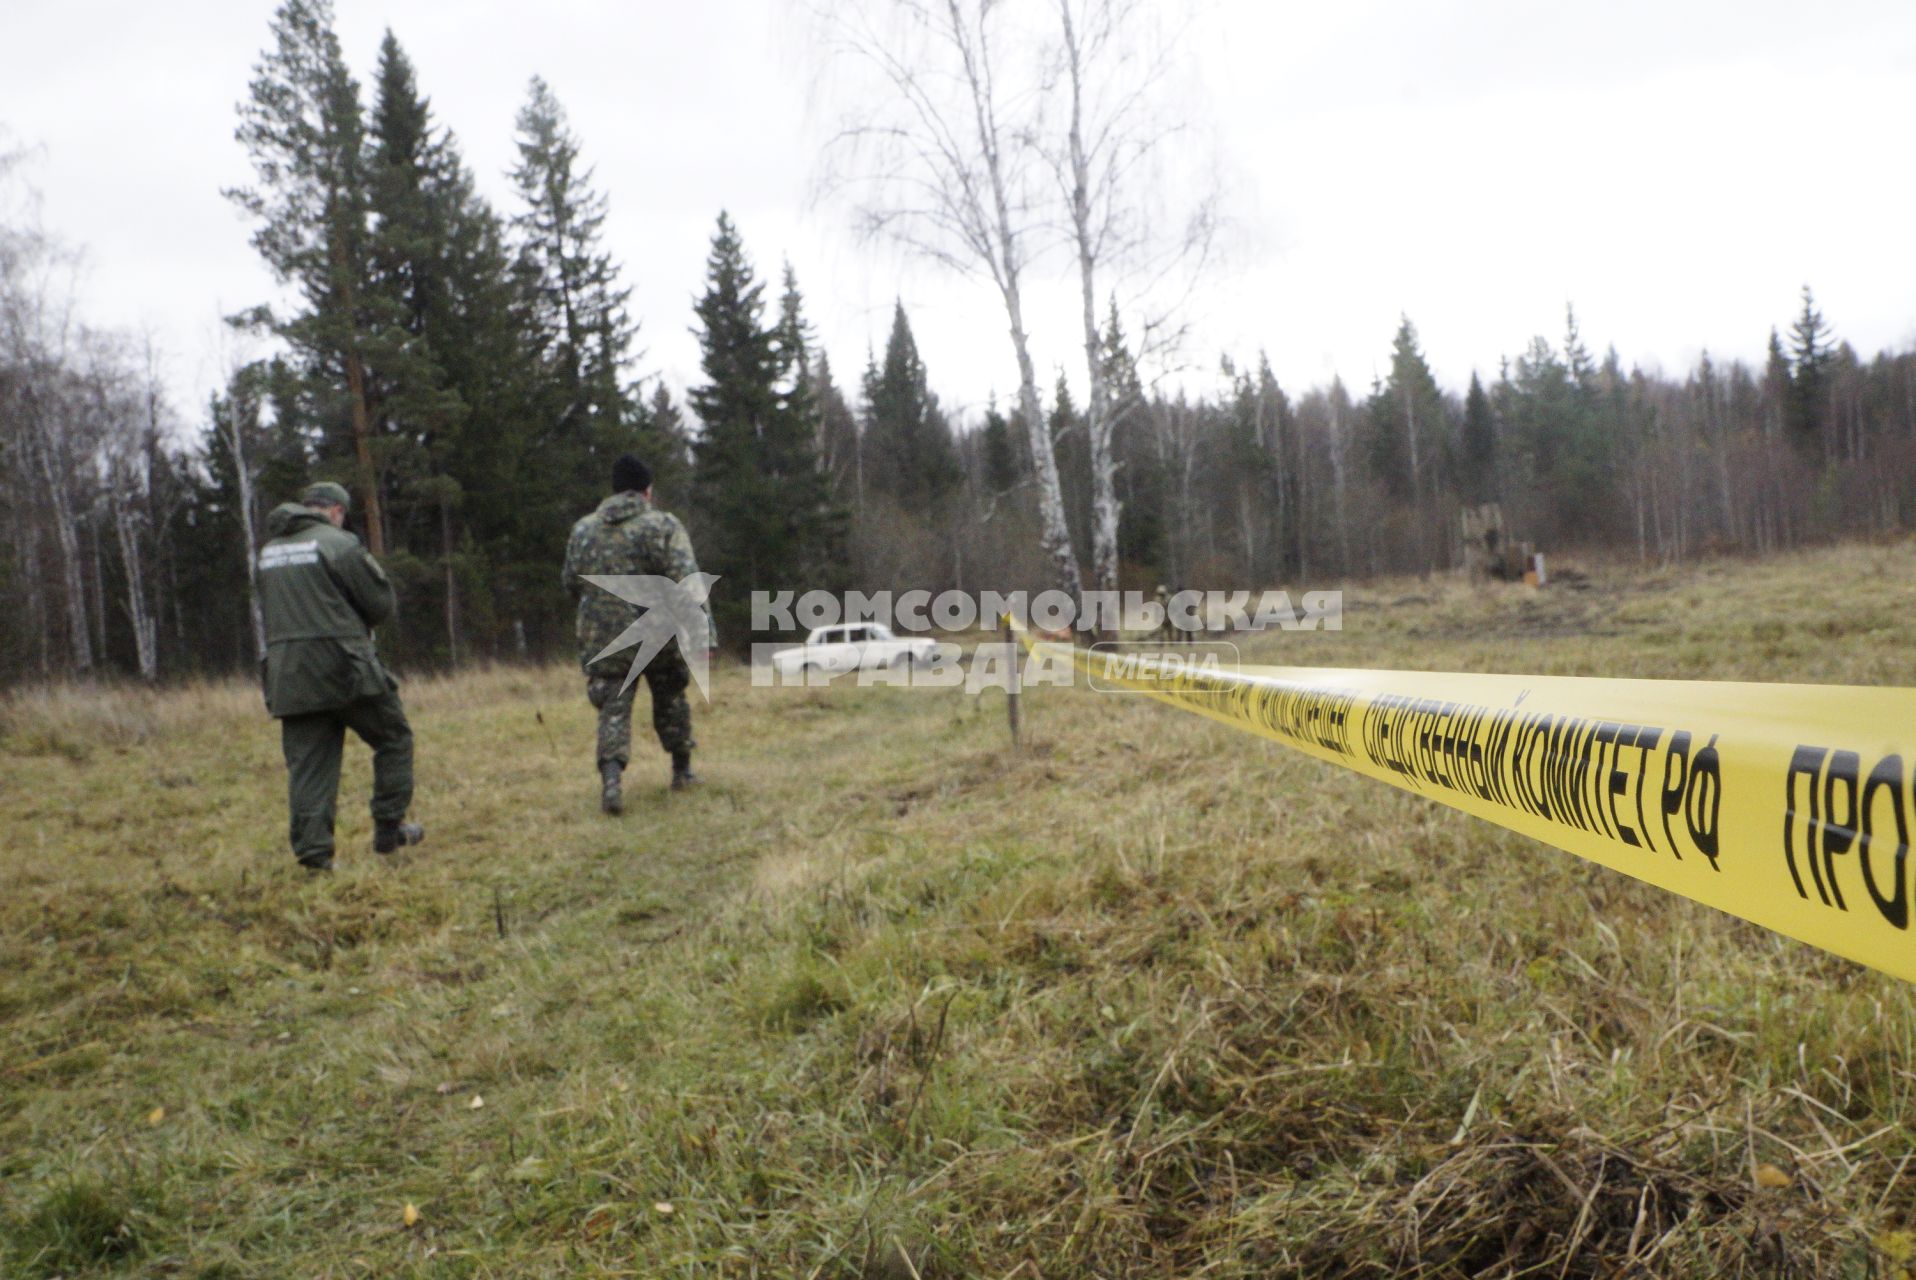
[300,481,352,511]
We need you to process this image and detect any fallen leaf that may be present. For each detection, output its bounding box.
[1755,1163,1793,1189]
[403,1202,420,1228]
[654,1202,676,1217]
[468,1094,485,1110]
[146,1106,165,1127]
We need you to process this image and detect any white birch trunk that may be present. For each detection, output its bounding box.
[954,0,1083,603]
[213,389,267,659]
[1327,387,1352,572]
[31,426,94,674]
[111,499,157,682]
[1057,0,1120,620]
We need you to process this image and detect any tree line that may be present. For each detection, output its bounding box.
[4,0,1914,687]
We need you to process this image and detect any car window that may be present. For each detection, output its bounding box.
[846,626,868,643]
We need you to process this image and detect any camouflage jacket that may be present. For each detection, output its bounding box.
[257,503,397,717]
[562,491,717,676]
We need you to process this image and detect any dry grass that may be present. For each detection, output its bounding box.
[5,541,1916,1277]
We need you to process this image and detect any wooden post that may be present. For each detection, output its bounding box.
[1003,616,1022,750]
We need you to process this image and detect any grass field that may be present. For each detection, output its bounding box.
[6,541,1916,1278]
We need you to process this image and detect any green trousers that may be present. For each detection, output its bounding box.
[279,689,414,865]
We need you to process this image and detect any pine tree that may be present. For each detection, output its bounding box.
[228,0,386,551]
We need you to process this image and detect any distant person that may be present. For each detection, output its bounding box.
[563,455,717,813]
[257,482,423,872]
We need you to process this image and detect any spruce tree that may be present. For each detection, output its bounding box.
[980,404,1020,494]
[1763,328,1793,439]
[511,77,636,481]
[862,301,961,509]
[637,383,693,505]
[771,265,826,485]
[1787,284,1834,454]
[1499,328,1617,543]
[812,352,862,508]
[1459,371,1497,504]
[367,31,546,662]
[1049,374,1091,555]
[1364,316,1444,503]
[690,213,843,643]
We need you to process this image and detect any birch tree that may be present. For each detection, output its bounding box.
[98,342,160,683]
[1042,0,1214,612]
[813,0,1084,604]
[0,211,96,675]
[210,347,269,659]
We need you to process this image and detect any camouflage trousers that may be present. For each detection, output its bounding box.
[586,645,694,766]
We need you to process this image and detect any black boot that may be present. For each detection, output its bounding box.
[600,760,624,814]
[374,820,425,854]
[670,750,699,791]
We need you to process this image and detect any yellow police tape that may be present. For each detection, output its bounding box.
[1011,623,1916,983]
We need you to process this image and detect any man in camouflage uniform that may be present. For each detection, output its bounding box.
[563,456,717,812]
[257,481,424,871]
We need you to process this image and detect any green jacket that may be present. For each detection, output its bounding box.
[257,503,398,718]
[563,491,718,676]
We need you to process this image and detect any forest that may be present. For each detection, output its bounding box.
[3,0,1914,687]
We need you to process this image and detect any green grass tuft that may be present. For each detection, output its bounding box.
[10,1177,151,1274]
[5,541,1916,1275]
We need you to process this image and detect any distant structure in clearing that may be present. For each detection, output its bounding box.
[1461,503,1545,585]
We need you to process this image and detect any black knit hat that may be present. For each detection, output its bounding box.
[612,455,652,494]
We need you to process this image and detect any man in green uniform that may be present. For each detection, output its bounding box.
[258,481,423,872]
[563,456,717,813]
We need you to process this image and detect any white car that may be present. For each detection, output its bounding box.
[771,623,940,679]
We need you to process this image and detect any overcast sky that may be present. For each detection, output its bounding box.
[4,0,1913,435]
